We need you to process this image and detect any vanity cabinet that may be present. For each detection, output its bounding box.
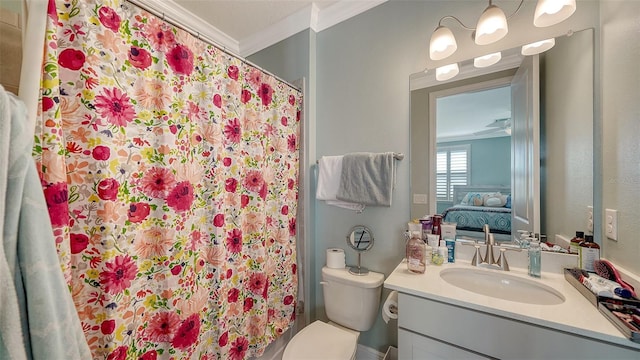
[398,293,640,359]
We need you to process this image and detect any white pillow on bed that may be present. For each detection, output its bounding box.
[483,193,507,207]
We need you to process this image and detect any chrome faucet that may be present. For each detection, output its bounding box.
[481,224,495,267]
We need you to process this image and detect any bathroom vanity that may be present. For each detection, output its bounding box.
[384,252,640,359]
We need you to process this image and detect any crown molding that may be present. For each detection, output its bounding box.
[128,0,240,54]
[240,0,388,57]
[314,0,387,32]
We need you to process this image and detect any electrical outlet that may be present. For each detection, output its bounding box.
[413,193,428,204]
[605,208,618,241]
[587,206,593,233]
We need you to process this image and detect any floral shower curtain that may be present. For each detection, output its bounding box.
[33,0,301,358]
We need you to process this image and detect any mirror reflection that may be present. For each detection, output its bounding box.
[410,28,594,247]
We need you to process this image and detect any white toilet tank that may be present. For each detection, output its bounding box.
[321,267,385,332]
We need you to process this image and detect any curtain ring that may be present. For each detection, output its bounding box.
[162,12,166,21]
[197,32,201,40]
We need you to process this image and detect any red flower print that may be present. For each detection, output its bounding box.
[224,118,241,143]
[243,170,264,193]
[289,94,296,105]
[166,181,194,212]
[281,116,288,126]
[58,48,86,71]
[247,272,267,296]
[98,6,121,32]
[127,202,150,223]
[213,94,222,108]
[47,0,57,21]
[227,65,239,80]
[223,157,232,166]
[97,178,119,201]
[147,311,180,342]
[139,350,157,360]
[258,83,274,106]
[171,313,201,350]
[284,295,294,305]
[141,167,176,199]
[107,346,128,360]
[225,178,238,193]
[226,228,243,253]
[92,145,110,160]
[99,254,138,295]
[94,87,136,127]
[228,288,239,303]
[240,194,249,208]
[288,134,297,152]
[128,46,152,70]
[42,97,54,112]
[171,264,182,275]
[100,319,116,335]
[288,178,295,190]
[169,124,178,134]
[70,233,89,254]
[243,297,254,312]
[167,44,194,76]
[227,268,233,279]
[44,182,69,227]
[292,263,297,275]
[241,89,252,104]
[213,213,225,227]
[281,205,288,215]
[218,331,229,347]
[229,337,249,360]
[289,217,296,236]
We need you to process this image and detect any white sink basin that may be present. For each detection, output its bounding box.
[440,268,565,305]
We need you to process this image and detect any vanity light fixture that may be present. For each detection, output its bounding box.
[521,38,555,56]
[429,25,458,61]
[474,52,502,68]
[436,63,460,82]
[474,2,509,46]
[534,0,577,27]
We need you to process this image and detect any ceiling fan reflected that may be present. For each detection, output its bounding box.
[473,118,511,136]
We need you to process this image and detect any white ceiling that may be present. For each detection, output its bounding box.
[169,0,387,56]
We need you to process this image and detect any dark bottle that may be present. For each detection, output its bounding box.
[569,231,585,255]
[579,235,600,272]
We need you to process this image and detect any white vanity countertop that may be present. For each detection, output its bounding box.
[384,259,640,350]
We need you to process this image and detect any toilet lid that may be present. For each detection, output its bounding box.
[282,321,358,360]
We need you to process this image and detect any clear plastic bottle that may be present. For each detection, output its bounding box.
[406,231,426,274]
[528,240,541,278]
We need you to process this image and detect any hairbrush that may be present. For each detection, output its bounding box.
[594,259,637,298]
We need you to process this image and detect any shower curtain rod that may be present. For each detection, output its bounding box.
[125,0,302,93]
[315,153,404,164]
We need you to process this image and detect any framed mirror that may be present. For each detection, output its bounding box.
[410,28,594,246]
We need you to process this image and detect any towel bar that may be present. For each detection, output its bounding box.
[316,152,404,164]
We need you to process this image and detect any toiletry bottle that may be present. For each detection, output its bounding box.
[424,242,433,266]
[432,215,443,241]
[569,231,585,254]
[528,240,541,278]
[406,231,426,274]
[419,215,432,241]
[437,240,448,265]
[579,235,600,272]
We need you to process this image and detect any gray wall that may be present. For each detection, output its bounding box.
[250,0,640,352]
[600,1,640,274]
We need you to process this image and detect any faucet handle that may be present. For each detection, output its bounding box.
[496,245,522,271]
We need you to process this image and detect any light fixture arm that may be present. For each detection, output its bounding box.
[437,0,524,32]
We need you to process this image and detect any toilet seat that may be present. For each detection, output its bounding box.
[282,320,358,360]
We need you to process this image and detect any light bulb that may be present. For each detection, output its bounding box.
[430,26,457,61]
[474,52,502,68]
[521,38,556,56]
[475,5,508,45]
[436,63,459,82]
[534,0,576,27]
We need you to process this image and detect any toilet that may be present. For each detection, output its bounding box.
[282,266,385,360]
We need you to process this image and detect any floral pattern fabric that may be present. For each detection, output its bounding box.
[34,0,301,359]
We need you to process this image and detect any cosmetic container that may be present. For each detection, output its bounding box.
[569,231,585,254]
[579,235,600,272]
[445,239,456,263]
[406,231,426,274]
[528,240,541,278]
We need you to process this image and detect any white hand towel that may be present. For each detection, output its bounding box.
[316,156,365,212]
